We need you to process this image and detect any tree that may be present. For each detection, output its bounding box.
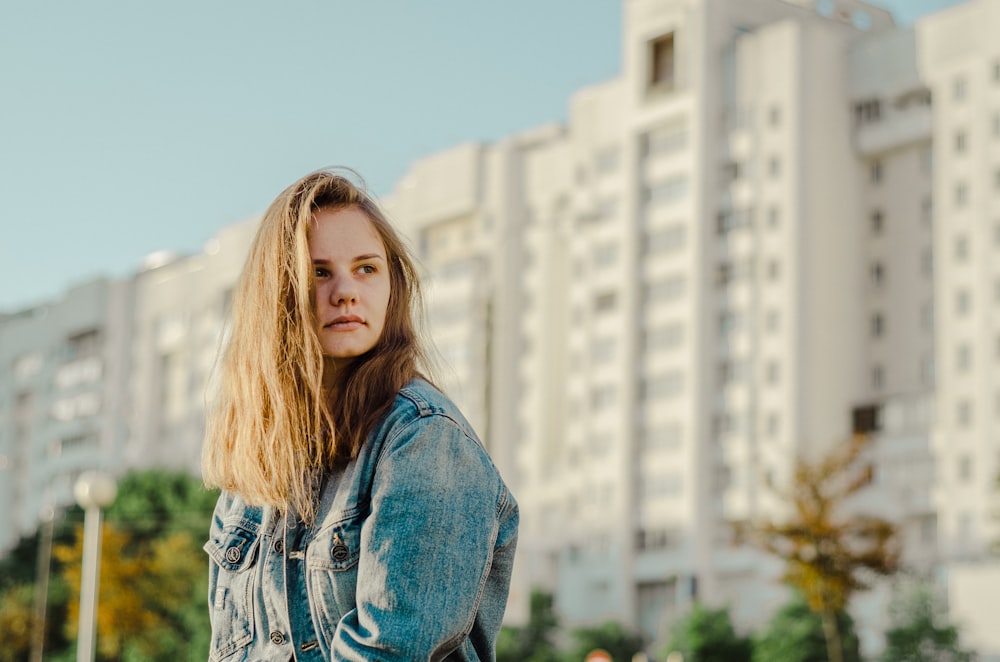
[564,621,644,662]
[496,589,561,662]
[663,603,752,662]
[752,594,861,662]
[52,469,218,661]
[881,580,976,662]
[741,434,898,662]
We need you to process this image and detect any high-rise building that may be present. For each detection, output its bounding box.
[387,0,1000,655]
[0,278,132,553]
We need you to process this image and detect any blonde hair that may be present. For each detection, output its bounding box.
[202,169,428,521]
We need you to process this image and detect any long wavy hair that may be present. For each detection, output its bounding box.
[202,169,429,521]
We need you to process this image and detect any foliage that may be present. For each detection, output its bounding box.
[752,594,861,662]
[564,620,644,662]
[741,434,898,662]
[496,589,562,662]
[881,580,976,662]
[0,583,35,662]
[663,602,752,662]
[27,468,219,662]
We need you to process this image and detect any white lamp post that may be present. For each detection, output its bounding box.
[73,471,117,662]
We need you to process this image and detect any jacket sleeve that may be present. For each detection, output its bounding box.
[329,414,508,661]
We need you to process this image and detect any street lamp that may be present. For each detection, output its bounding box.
[73,471,117,662]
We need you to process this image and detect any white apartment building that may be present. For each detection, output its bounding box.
[389,0,1000,655]
[2,0,999,656]
[0,278,132,554]
[127,219,258,474]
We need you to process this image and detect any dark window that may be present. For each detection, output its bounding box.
[649,33,675,91]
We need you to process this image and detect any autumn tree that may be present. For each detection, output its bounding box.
[52,469,218,661]
[740,434,899,662]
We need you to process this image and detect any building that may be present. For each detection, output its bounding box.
[388,0,1000,656]
[0,278,132,553]
[127,220,258,474]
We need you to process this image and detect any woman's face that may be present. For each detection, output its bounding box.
[309,206,391,366]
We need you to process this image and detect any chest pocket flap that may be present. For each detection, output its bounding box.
[204,525,261,573]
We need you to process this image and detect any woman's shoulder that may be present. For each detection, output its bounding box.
[374,377,480,447]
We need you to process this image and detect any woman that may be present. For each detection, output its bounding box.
[202,170,518,661]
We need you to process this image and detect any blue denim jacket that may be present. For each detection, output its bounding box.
[204,379,518,661]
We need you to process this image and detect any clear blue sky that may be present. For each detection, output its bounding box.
[0,0,965,312]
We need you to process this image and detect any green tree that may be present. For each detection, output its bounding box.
[741,434,898,662]
[752,594,861,662]
[496,589,562,662]
[663,603,752,662]
[564,620,644,662]
[52,468,218,661]
[881,580,976,662]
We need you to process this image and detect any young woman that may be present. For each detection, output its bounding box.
[201,170,518,661]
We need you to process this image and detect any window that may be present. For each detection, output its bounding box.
[765,309,780,332]
[922,197,933,227]
[872,365,884,389]
[955,235,969,260]
[591,385,616,410]
[644,275,686,304]
[644,224,686,255]
[853,404,881,433]
[957,399,973,427]
[766,259,780,281]
[994,112,1000,138]
[921,353,935,385]
[768,157,781,178]
[648,33,675,92]
[921,249,933,277]
[870,159,883,184]
[768,206,780,228]
[642,372,684,400]
[643,323,684,351]
[957,343,972,371]
[954,76,967,101]
[956,289,971,316]
[643,175,688,206]
[591,338,616,364]
[594,291,617,313]
[921,301,934,330]
[871,262,884,286]
[595,146,620,174]
[769,105,781,127]
[641,423,683,451]
[765,360,780,384]
[642,121,688,158]
[871,209,884,234]
[994,60,1000,82]
[765,413,780,437]
[593,241,619,268]
[872,313,884,338]
[955,129,967,154]
[854,99,881,124]
[955,182,968,207]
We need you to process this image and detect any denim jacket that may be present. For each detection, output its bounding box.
[204,379,519,661]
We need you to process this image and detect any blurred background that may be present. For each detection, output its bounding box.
[2,0,998,660]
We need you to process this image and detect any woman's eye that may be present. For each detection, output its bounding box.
[314,267,329,278]
[359,265,376,275]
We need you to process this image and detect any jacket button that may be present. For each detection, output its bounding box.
[331,543,350,562]
[225,546,241,564]
[269,631,285,645]
[273,538,284,554]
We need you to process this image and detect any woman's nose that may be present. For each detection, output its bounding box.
[329,274,358,305]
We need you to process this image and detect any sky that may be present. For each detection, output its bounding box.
[0,0,967,313]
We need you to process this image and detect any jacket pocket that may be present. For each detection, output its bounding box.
[306,516,364,644]
[204,525,262,661]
